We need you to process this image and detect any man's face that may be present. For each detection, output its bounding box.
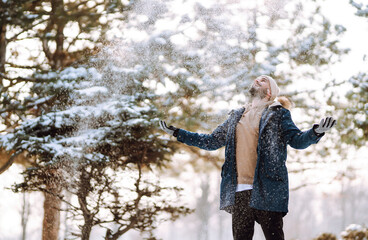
[249,76,271,99]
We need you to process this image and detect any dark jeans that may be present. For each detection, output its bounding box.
[232,190,285,240]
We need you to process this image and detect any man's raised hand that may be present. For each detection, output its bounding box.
[314,117,336,134]
[159,120,178,137]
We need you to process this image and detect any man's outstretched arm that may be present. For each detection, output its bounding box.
[281,109,336,149]
[159,119,230,151]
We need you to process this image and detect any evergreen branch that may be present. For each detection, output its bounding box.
[0,94,55,116]
[70,0,90,10]
[0,72,39,82]
[25,96,55,108]
[291,182,322,191]
[6,62,45,70]
[288,159,341,165]
[291,178,336,191]
[183,145,222,169]
[289,168,317,173]
[66,31,82,52]
[8,18,49,42]
[323,79,348,90]
[284,79,348,97]
[68,8,103,19]
[66,37,99,42]
[105,165,144,239]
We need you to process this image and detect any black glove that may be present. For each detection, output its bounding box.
[159,120,179,137]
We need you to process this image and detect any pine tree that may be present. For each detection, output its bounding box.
[3,50,192,239]
[336,73,368,148]
[0,0,41,132]
[338,0,368,148]
[1,0,133,170]
[1,1,134,239]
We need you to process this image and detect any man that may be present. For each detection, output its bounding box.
[159,75,336,240]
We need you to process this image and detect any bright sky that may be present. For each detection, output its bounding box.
[321,0,368,79]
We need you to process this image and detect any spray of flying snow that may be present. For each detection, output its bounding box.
[120,0,299,104]
[0,0,330,185]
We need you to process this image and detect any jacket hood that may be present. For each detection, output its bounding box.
[268,96,292,110]
[229,96,293,115]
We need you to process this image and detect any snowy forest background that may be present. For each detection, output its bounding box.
[0,0,367,239]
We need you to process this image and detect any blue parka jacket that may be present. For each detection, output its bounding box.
[176,102,324,214]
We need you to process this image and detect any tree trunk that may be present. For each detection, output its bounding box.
[40,1,66,238]
[51,0,66,69]
[79,168,93,240]
[21,192,30,240]
[0,23,6,73]
[42,182,62,240]
[80,216,93,240]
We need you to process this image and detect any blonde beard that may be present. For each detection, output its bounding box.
[249,86,268,99]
